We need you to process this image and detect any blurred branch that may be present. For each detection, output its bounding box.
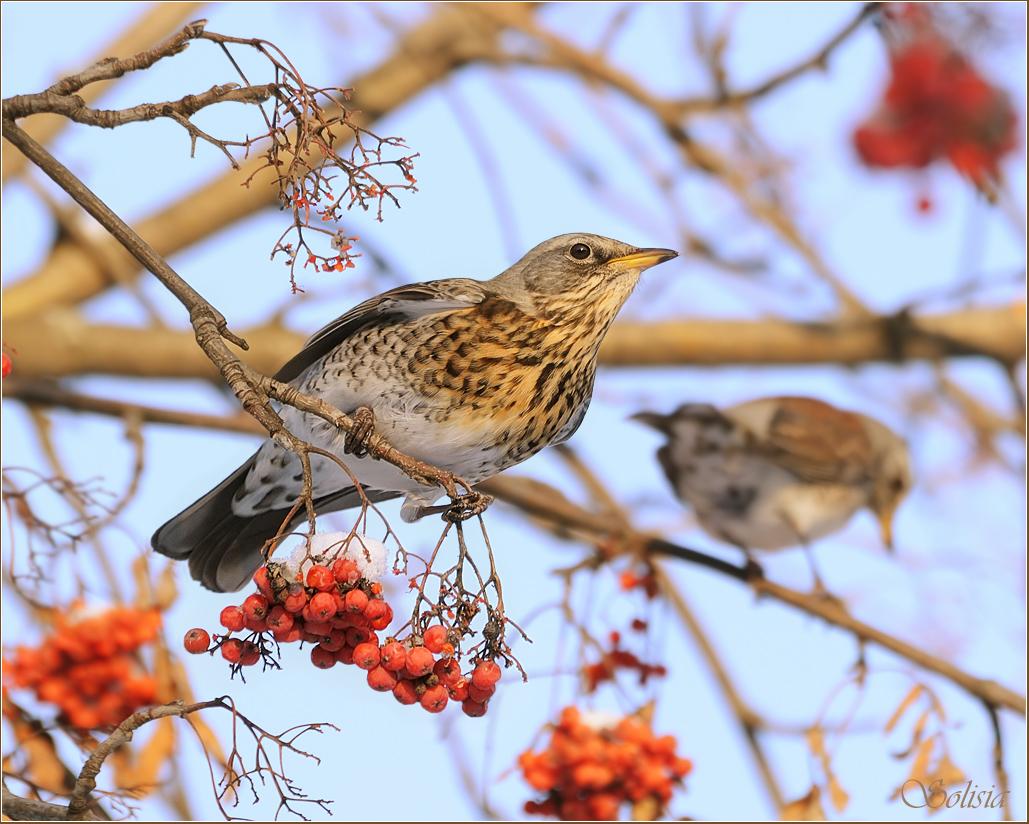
[471,3,870,315]
[6,379,264,435]
[985,703,1013,821]
[1,3,517,321]
[2,118,476,504]
[675,3,880,114]
[5,303,1022,381]
[479,474,1028,716]
[0,2,206,182]
[653,565,786,813]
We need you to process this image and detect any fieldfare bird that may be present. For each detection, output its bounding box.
[154,233,677,591]
[633,396,911,585]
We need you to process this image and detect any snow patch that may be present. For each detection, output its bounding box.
[283,531,389,582]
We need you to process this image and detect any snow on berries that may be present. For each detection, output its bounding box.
[185,537,506,718]
[518,706,692,821]
[4,606,161,730]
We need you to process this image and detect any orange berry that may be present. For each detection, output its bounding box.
[419,684,449,713]
[366,665,397,692]
[422,625,447,654]
[405,646,434,677]
[353,642,380,670]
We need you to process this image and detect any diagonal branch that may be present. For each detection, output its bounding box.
[1,117,470,504]
[479,474,1027,716]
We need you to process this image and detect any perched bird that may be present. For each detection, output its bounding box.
[632,397,911,584]
[154,233,677,591]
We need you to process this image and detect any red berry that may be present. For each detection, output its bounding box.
[1,353,11,378]
[369,601,393,630]
[366,665,397,692]
[363,599,389,623]
[303,620,332,638]
[253,566,273,599]
[393,679,419,705]
[467,682,494,703]
[448,678,469,702]
[462,699,488,717]
[423,625,447,654]
[283,586,308,614]
[471,660,501,689]
[344,626,371,646]
[309,592,336,621]
[306,564,335,592]
[242,593,269,622]
[244,615,268,633]
[433,657,462,687]
[335,646,355,665]
[183,628,210,654]
[420,684,449,713]
[344,588,368,614]
[310,645,336,669]
[273,626,302,644]
[353,642,381,670]
[319,630,348,652]
[219,606,245,632]
[240,642,261,666]
[266,606,293,633]
[380,641,407,672]
[405,646,434,678]
[332,558,360,584]
[220,638,243,663]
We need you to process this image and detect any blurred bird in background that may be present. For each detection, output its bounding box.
[154,233,677,591]
[633,396,912,591]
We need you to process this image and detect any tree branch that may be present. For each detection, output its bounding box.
[478,474,1027,716]
[1,4,516,321]
[1,117,471,504]
[0,2,206,182]
[4,303,1022,383]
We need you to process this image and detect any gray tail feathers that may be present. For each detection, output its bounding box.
[151,457,400,592]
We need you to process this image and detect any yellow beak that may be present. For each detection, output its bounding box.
[608,247,678,271]
[878,509,895,553]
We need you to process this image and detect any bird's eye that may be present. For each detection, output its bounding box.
[890,477,906,493]
[569,243,592,260]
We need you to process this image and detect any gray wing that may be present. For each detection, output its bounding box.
[273,278,490,383]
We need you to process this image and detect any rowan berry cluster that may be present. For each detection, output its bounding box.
[582,630,667,694]
[519,707,692,821]
[184,554,504,717]
[854,4,1016,193]
[4,607,161,730]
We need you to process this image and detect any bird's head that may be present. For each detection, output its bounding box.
[865,422,913,552]
[494,233,677,320]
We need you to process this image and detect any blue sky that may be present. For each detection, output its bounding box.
[2,2,1026,821]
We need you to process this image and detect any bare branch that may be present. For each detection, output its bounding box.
[479,474,1027,716]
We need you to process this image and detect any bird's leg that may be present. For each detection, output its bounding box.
[343,406,376,459]
[414,490,495,523]
[443,491,494,523]
[741,548,765,583]
[779,510,847,608]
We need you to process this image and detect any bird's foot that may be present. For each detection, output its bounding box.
[810,579,849,611]
[343,406,376,459]
[442,491,494,523]
[743,555,765,583]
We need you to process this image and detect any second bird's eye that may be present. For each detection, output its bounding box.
[570,243,592,260]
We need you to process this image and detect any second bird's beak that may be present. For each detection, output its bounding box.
[608,247,679,271]
[877,509,896,554]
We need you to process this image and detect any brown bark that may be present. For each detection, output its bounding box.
[3,303,1022,381]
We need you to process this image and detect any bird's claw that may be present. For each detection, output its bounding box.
[344,406,376,459]
[442,491,494,523]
